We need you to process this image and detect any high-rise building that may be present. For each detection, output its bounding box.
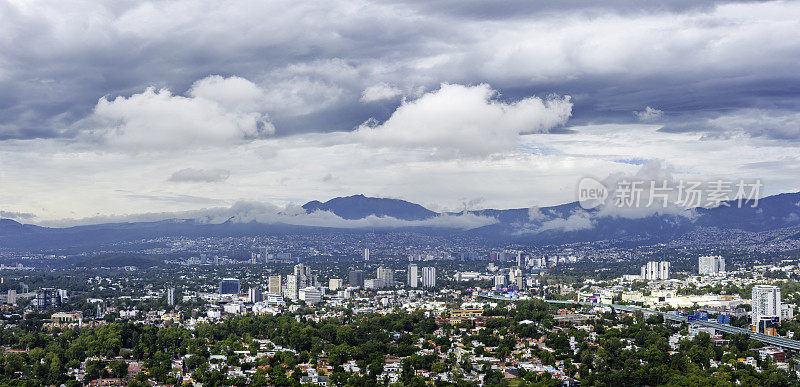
[494,274,507,289]
[34,288,62,310]
[364,248,370,261]
[166,288,175,306]
[268,275,282,296]
[407,264,419,288]
[421,267,436,288]
[698,256,726,275]
[219,278,241,295]
[516,252,524,267]
[641,261,669,280]
[349,270,364,288]
[377,266,394,287]
[329,278,344,291]
[659,261,670,280]
[285,274,299,301]
[752,285,781,323]
[248,287,262,303]
[282,263,318,300]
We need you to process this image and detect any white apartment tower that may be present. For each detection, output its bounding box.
[364,248,370,261]
[659,261,670,280]
[407,264,419,288]
[285,274,299,301]
[641,261,670,280]
[421,267,436,288]
[698,256,726,275]
[752,285,781,322]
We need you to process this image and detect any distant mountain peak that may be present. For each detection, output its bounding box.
[302,194,438,220]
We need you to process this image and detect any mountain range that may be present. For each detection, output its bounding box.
[2,192,800,252]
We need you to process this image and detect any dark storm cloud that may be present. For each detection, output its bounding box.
[1,0,799,142]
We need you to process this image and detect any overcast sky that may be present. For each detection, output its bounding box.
[1,0,800,224]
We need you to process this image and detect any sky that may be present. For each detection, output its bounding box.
[1,0,800,225]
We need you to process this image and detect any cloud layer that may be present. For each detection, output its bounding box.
[44,200,498,230]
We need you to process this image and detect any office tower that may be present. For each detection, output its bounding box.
[329,278,344,291]
[698,256,726,275]
[285,274,299,301]
[219,278,241,295]
[248,287,262,303]
[166,288,175,306]
[752,285,781,323]
[659,261,670,280]
[364,248,370,261]
[516,252,524,267]
[7,290,16,305]
[421,267,436,288]
[377,266,394,287]
[299,287,323,304]
[268,275,282,295]
[494,274,507,289]
[349,270,365,288]
[407,264,419,288]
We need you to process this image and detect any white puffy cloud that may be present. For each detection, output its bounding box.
[356,83,572,155]
[84,75,274,150]
[360,83,403,102]
[168,168,230,183]
[634,106,664,122]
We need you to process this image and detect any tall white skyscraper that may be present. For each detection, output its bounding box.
[641,261,669,280]
[698,256,726,275]
[659,261,670,280]
[421,267,436,288]
[407,264,419,288]
[166,288,175,306]
[752,285,781,323]
[364,248,370,261]
[285,274,299,300]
